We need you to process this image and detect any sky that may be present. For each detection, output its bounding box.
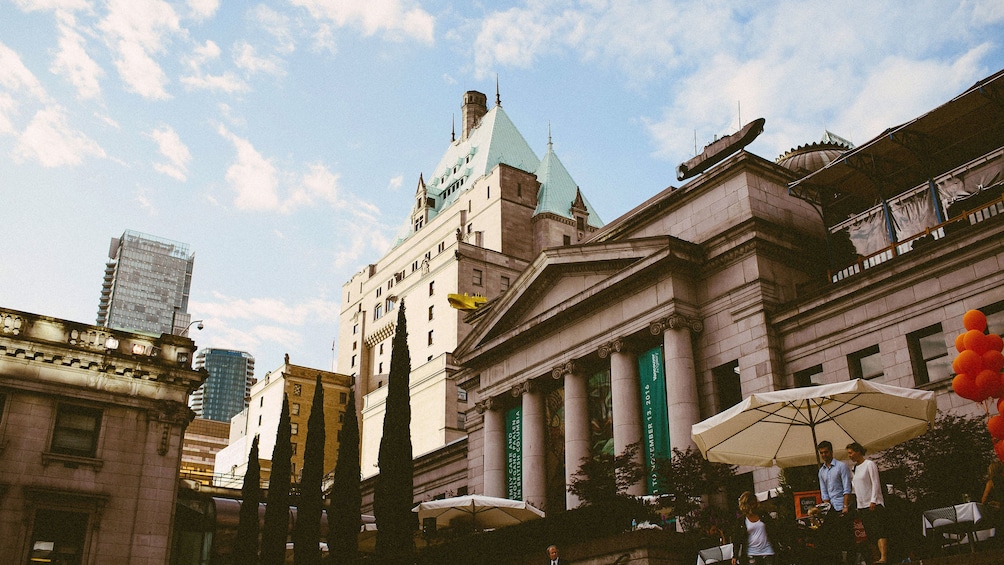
[2,0,1003,375]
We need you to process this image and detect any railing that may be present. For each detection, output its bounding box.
[829,193,1004,283]
[180,467,338,494]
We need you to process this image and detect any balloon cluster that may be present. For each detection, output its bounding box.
[950,310,1004,460]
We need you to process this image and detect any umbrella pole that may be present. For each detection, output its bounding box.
[810,425,821,467]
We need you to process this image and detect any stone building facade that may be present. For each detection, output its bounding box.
[0,307,205,564]
[453,69,1004,513]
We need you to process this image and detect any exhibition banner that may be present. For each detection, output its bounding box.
[638,346,670,493]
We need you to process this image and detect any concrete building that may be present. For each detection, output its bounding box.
[453,69,1004,513]
[189,348,255,423]
[214,357,352,486]
[96,230,196,336]
[0,306,205,564]
[180,418,231,486]
[337,88,603,478]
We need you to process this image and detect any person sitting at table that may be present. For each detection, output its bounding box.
[732,491,780,565]
[847,442,889,564]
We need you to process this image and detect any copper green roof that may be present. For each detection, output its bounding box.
[534,142,603,227]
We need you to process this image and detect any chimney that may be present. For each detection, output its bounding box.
[461,91,488,141]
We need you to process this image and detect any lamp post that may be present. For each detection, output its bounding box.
[180,320,204,337]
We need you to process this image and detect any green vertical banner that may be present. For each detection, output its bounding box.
[505,406,523,500]
[638,345,670,494]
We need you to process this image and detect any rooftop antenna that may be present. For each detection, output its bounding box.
[495,74,501,107]
[548,121,553,151]
[738,100,742,129]
[451,114,455,142]
[694,129,698,155]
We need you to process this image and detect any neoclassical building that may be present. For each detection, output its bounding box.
[0,307,206,564]
[453,68,1004,514]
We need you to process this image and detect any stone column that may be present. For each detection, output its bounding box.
[652,314,703,452]
[516,381,547,510]
[601,338,645,496]
[478,398,506,498]
[554,361,588,509]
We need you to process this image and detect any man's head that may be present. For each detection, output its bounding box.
[817,440,834,464]
[547,545,559,560]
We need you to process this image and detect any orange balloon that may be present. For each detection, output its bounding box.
[987,334,1004,353]
[964,329,990,355]
[977,369,1003,399]
[964,309,988,332]
[997,440,1004,463]
[990,415,1004,440]
[955,350,983,377]
[953,373,981,401]
[956,333,967,353]
[985,350,1004,373]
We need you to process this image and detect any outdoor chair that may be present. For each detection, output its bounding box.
[923,506,973,554]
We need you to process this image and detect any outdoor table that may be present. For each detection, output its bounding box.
[921,501,992,553]
[696,543,733,565]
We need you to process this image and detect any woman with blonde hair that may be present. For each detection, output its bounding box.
[981,460,1004,509]
[732,491,779,565]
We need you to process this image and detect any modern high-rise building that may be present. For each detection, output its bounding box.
[337,88,603,478]
[96,230,195,335]
[190,348,256,422]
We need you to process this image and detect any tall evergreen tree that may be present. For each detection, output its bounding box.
[374,301,415,564]
[294,375,326,565]
[328,388,361,564]
[261,394,293,565]
[234,435,262,565]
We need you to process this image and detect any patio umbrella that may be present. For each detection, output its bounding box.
[411,494,544,530]
[691,379,937,468]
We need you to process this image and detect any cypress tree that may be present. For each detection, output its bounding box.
[261,394,293,565]
[374,301,415,564]
[234,435,262,565]
[328,388,361,564]
[294,375,326,565]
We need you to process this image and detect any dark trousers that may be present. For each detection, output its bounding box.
[817,511,854,564]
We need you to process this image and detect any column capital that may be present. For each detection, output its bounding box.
[511,380,534,397]
[551,360,578,379]
[649,313,704,335]
[597,338,627,359]
[475,396,497,414]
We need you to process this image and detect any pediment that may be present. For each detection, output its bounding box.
[455,236,700,361]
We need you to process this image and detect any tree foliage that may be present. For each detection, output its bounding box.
[878,412,994,508]
[653,447,736,531]
[374,301,415,564]
[294,375,326,565]
[261,394,293,565]
[328,388,361,564]
[234,435,262,565]
[568,442,645,506]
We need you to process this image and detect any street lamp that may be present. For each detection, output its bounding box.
[181,320,204,336]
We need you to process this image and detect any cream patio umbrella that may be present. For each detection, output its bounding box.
[412,494,544,531]
[691,379,937,468]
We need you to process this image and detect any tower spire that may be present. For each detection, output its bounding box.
[495,75,501,107]
[547,121,553,151]
[451,114,455,142]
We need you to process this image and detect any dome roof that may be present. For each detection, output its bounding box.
[776,130,854,179]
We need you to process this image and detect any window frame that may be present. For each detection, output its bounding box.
[907,323,952,386]
[49,403,103,459]
[848,344,884,381]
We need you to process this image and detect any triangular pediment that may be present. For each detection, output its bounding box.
[455,236,701,362]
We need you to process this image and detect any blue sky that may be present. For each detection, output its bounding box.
[2,0,1003,374]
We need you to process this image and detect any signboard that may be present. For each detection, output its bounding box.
[505,406,522,500]
[638,345,671,493]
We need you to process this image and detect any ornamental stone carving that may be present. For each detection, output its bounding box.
[597,338,626,359]
[551,360,578,379]
[511,380,533,397]
[475,397,497,414]
[649,314,704,335]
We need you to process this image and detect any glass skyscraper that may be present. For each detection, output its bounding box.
[190,349,256,422]
[96,230,195,335]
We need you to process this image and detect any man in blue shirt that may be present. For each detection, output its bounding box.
[817,440,853,563]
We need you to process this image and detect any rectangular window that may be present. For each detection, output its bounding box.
[563,235,571,246]
[339,392,347,404]
[908,324,952,385]
[849,345,884,381]
[428,330,434,346]
[429,281,435,296]
[339,411,345,423]
[376,287,382,298]
[438,241,445,253]
[794,365,824,388]
[374,304,383,319]
[291,403,300,416]
[379,362,384,373]
[291,442,297,455]
[576,216,584,230]
[352,341,357,350]
[291,423,299,435]
[352,324,358,334]
[500,276,510,292]
[293,384,302,396]
[50,404,102,458]
[379,343,384,355]
[428,305,434,321]
[712,360,742,412]
[458,386,468,402]
[457,411,466,430]
[473,269,483,286]
[386,298,395,312]
[984,300,1004,335]
[29,509,89,565]
[351,354,356,367]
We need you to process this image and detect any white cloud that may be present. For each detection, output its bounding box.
[148,124,191,181]
[13,106,106,167]
[194,292,341,324]
[181,40,249,93]
[387,174,403,191]
[291,0,435,43]
[0,94,17,135]
[217,124,281,210]
[51,11,104,100]
[187,0,219,20]
[281,162,343,213]
[135,186,158,214]
[0,41,48,99]
[12,0,88,11]
[251,5,296,54]
[99,0,180,99]
[234,41,284,76]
